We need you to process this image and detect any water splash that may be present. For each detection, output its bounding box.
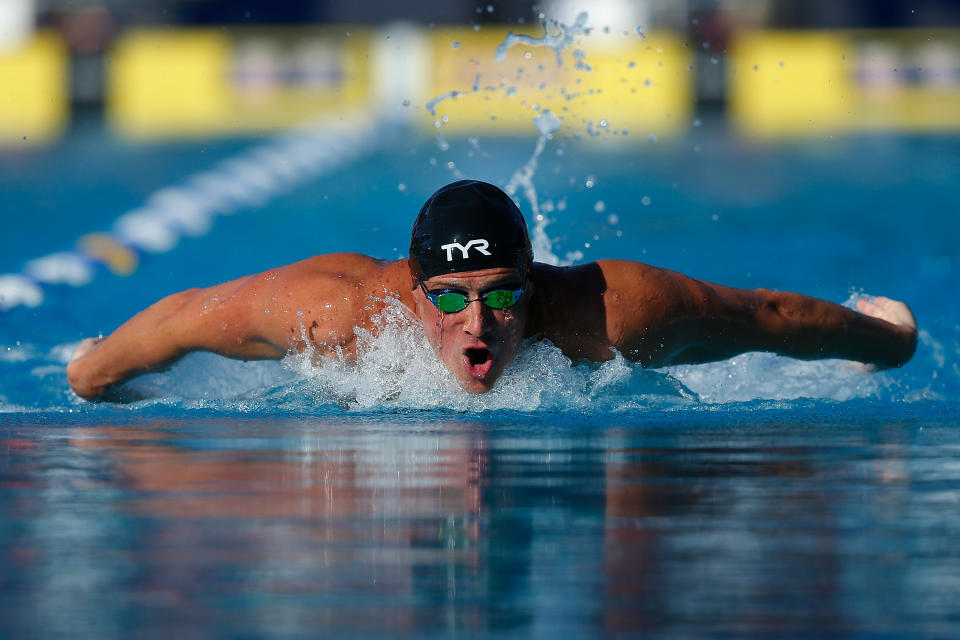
[503,110,568,265]
[281,297,692,412]
[426,75,482,116]
[494,12,591,67]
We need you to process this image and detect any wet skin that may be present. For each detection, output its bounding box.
[412,268,530,394]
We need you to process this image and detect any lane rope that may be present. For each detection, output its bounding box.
[0,112,386,311]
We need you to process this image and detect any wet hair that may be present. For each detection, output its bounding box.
[408,180,532,283]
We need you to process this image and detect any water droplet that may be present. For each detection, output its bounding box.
[398,183,407,192]
[441,114,449,123]
[644,78,652,87]
[779,61,785,68]
[487,4,494,13]
[401,99,410,107]
[636,26,644,36]
[594,201,606,213]
[627,61,636,68]
[693,118,702,127]
[585,176,596,189]
[712,214,719,221]
[607,213,619,225]
[447,161,455,169]
[753,64,759,71]
[451,41,460,49]
[648,134,657,143]
[641,196,651,206]
[599,119,608,128]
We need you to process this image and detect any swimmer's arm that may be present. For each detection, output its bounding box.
[66,258,367,401]
[601,261,917,368]
[66,284,284,401]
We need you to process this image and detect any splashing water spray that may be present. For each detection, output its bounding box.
[494,11,592,66]
[496,12,593,265]
[424,11,595,266]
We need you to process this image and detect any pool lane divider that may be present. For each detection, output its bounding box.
[0,113,386,312]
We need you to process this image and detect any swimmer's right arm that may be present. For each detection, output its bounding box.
[67,283,287,401]
[66,256,375,401]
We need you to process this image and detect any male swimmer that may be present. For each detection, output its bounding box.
[67,180,917,401]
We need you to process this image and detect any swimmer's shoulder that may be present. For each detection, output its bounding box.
[529,259,663,299]
[278,254,406,285]
[276,254,414,307]
[527,260,676,360]
[527,261,620,359]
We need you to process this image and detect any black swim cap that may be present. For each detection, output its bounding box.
[409,180,532,282]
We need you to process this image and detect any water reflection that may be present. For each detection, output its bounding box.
[1,418,959,637]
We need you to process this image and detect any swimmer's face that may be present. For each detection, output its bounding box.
[414,267,530,393]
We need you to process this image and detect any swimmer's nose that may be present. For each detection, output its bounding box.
[463,299,490,337]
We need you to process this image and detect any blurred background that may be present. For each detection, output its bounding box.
[2,0,958,145]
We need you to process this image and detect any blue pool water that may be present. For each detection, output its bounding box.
[2,123,959,637]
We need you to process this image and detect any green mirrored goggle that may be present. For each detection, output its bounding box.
[419,282,525,313]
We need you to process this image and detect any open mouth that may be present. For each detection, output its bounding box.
[463,348,493,379]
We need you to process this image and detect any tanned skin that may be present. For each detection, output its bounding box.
[67,254,918,401]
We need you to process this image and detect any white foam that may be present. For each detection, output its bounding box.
[663,354,886,404]
[281,298,692,412]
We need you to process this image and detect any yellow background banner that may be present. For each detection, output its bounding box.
[108,28,372,138]
[0,32,68,146]
[424,27,693,139]
[730,30,960,137]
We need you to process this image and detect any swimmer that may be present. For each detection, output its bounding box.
[67,180,918,401]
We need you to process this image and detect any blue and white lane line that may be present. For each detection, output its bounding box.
[0,112,387,312]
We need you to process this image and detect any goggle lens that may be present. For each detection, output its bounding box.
[483,289,517,309]
[436,292,469,312]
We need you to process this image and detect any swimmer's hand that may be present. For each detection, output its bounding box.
[67,336,168,402]
[853,296,918,371]
[856,296,917,332]
[67,337,107,400]
[71,337,104,363]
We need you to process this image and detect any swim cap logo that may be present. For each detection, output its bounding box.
[440,239,491,262]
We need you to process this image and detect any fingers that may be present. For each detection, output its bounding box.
[856,298,879,315]
[856,296,916,331]
[70,337,104,363]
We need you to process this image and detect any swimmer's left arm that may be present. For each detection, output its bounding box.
[598,260,918,368]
